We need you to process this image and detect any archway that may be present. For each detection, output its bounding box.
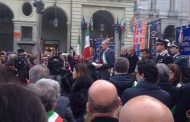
[90,10,114,39]
[89,10,115,56]
[0,3,14,51]
[164,25,175,42]
[42,6,67,53]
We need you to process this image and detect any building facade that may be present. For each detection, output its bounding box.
[0,0,134,57]
[134,0,190,42]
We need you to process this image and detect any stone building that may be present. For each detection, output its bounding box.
[134,0,190,42]
[0,0,134,57]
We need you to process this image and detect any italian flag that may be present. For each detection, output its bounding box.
[76,34,81,56]
[178,29,183,43]
[83,28,90,60]
[47,111,63,122]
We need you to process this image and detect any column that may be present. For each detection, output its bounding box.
[67,22,71,53]
[114,30,120,58]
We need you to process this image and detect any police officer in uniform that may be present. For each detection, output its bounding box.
[170,42,190,83]
[156,38,173,65]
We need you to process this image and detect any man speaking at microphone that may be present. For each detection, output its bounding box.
[95,39,115,80]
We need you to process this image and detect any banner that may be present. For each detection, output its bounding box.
[176,25,190,55]
[134,19,147,55]
[148,19,161,55]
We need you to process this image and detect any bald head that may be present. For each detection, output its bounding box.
[88,80,120,113]
[119,96,174,122]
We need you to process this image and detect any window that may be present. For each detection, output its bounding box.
[22,2,32,16]
[21,26,32,40]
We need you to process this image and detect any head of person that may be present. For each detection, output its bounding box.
[73,63,89,79]
[156,38,168,53]
[72,75,94,92]
[140,48,151,60]
[0,51,6,60]
[137,59,158,83]
[17,49,24,56]
[121,47,128,55]
[101,39,110,51]
[168,64,182,86]
[128,46,135,55]
[0,65,20,84]
[29,64,50,83]
[157,63,169,83]
[31,78,60,112]
[87,80,120,117]
[119,95,174,122]
[170,42,181,55]
[0,84,47,122]
[114,57,129,74]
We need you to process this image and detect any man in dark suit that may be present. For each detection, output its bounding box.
[127,46,139,74]
[156,38,173,65]
[121,59,171,108]
[170,42,190,83]
[87,80,120,122]
[96,39,115,80]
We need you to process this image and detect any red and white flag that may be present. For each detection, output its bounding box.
[83,28,90,60]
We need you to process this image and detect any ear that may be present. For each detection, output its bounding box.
[116,97,121,108]
[87,102,93,113]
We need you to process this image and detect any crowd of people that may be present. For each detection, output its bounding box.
[0,37,190,122]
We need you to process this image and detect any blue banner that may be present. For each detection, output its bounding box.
[176,26,190,55]
[148,19,161,56]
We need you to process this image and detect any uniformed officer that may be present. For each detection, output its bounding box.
[156,38,173,65]
[170,42,190,83]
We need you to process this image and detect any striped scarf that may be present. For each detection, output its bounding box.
[47,111,63,122]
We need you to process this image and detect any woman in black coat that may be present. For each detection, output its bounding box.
[157,63,180,109]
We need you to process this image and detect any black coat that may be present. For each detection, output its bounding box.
[127,54,138,74]
[158,83,180,109]
[156,50,173,65]
[98,48,115,80]
[109,74,134,97]
[92,117,118,122]
[173,83,190,122]
[121,79,171,108]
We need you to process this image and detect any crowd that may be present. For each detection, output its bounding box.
[0,38,190,122]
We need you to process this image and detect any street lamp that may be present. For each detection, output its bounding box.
[33,0,44,64]
[53,0,59,27]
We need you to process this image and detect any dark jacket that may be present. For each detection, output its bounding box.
[174,83,190,122]
[92,117,118,122]
[48,56,63,75]
[158,83,180,108]
[127,54,138,74]
[98,48,115,80]
[121,78,171,108]
[156,50,173,65]
[55,96,75,122]
[69,76,93,120]
[110,74,134,97]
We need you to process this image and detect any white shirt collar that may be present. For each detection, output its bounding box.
[173,53,180,58]
[160,50,168,56]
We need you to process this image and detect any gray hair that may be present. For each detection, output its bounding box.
[157,63,169,83]
[29,64,50,83]
[115,57,129,73]
[33,78,60,111]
